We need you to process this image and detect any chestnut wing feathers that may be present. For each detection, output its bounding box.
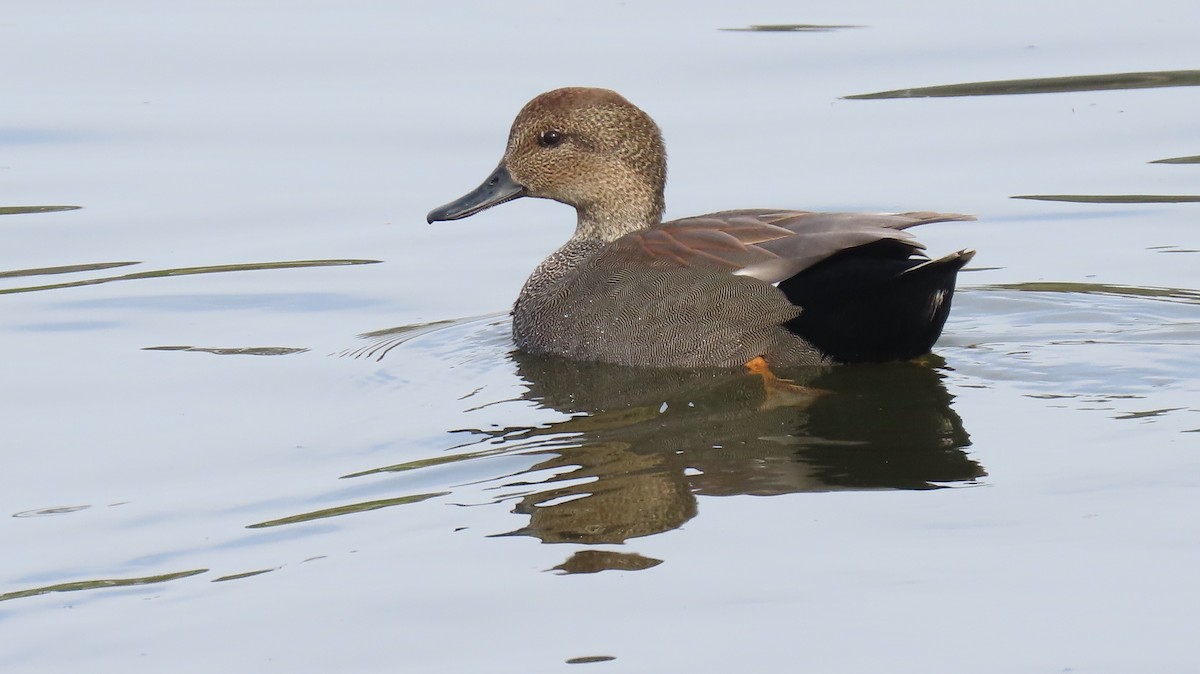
[617,209,973,285]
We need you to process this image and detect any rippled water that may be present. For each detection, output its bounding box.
[4,1,1199,672]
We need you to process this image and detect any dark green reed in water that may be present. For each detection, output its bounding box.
[0,259,381,295]
[844,69,1200,99]
[0,205,81,216]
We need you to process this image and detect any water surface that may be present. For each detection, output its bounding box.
[3,1,1199,672]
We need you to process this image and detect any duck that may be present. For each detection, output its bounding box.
[427,87,974,369]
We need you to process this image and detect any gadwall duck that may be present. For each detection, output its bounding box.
[428,87,974,368]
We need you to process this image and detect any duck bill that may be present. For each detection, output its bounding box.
[426,163,528,223]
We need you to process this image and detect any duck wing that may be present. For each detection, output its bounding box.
[616,209,974,284]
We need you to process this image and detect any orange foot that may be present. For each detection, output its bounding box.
[744,356,829,410]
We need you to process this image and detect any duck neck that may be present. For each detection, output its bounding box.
[572,196,664,243]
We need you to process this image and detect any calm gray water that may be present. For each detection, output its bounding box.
[3,1,1199,672]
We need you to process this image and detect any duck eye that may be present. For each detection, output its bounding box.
[538,130,564,148]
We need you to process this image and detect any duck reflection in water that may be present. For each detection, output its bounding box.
[461,352,983,559]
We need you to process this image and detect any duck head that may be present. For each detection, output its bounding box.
[427,87,667,241]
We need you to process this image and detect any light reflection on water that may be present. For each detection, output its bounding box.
[332,320,984,561]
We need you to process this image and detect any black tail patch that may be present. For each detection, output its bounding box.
[780,242,973,363]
